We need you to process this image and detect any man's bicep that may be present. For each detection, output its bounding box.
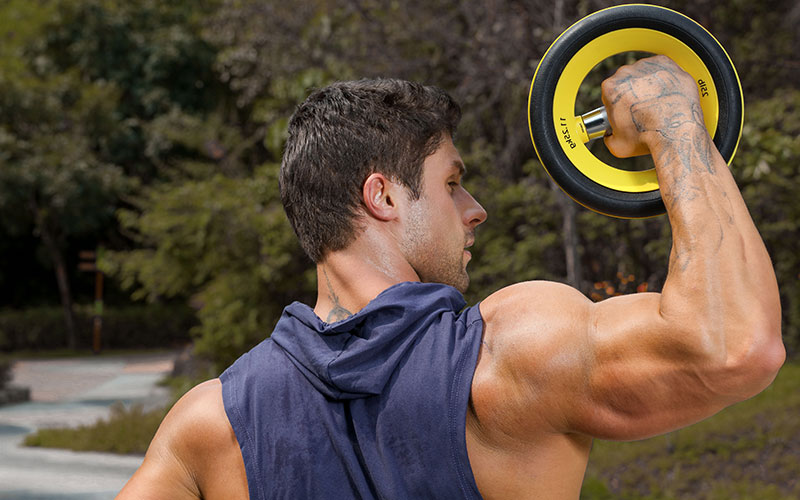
[573,291,730,440]
[480,282,728,442]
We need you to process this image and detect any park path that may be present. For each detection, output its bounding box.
[0,352,176,499]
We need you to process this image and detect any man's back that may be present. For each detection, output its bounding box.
[220,282,483,499]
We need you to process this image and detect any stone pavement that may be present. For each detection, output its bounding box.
[0,352,177,499]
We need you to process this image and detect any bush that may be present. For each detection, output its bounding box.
[24,402,168,454]
[0,304,196,352]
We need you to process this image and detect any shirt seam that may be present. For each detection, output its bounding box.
[450,310,484,499]
[222,369,266,500]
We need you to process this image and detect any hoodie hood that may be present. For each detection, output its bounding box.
[270,281,466,400]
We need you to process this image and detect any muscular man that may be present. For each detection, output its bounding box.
[118,56,784,499]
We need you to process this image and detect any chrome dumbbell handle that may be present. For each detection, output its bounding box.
[580,106,610,141]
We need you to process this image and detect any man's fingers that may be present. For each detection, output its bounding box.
[604,134,649,158]
[603,134,629,158]
[601,75,632,107]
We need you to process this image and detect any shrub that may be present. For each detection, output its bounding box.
[24,402,168,454]
[0,304,197,352]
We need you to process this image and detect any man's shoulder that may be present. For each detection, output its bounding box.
[156,379,236,469]
[173,379,227,427]
[169,380,248,496]
[479,280,587,327]
[470,280,592,437]
[117,379,248,499]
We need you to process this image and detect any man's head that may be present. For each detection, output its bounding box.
[394,135,486,293]
[279,78,461,264]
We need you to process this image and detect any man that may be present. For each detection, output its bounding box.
[118,56,784,499]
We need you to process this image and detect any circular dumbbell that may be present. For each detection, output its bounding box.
[528,4,743,218]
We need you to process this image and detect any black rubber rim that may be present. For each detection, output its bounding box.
[529,4,743,218]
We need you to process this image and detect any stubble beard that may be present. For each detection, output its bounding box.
[402,202,470,293]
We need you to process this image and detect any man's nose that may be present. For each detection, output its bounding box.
[462,190,487,228]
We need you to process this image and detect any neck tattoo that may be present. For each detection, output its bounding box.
[323,268,353,323]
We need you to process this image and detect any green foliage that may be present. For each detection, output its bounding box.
[580,477,615,500]
[0,56,130,237]
[0,1,58,72]
[103,163,316,370]
[582,362,800,499]
[24,402,168,455]
[1,0,798,369]
[0,44,131,346]
[38,0,224,178]
[710,0,799,98]
[6,8,799,494]
[0,305,195,351]
[737,88,800,356]
[463,155,564,302]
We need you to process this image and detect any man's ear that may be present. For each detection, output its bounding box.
[362,173,400,221]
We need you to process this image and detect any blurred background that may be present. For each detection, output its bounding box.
[0,0,798,498]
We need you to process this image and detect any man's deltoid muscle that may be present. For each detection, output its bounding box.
[117,57,784,500]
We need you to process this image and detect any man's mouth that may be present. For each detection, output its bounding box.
[464,234,474,260]
[464,232,475,249]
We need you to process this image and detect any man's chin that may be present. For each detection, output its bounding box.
[451,273,470,294]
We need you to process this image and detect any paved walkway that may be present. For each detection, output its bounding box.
[0,352,177,499]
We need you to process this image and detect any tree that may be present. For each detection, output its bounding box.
[0,0,228,347]
[737,89,800,356]
[0,72,129,348]
[79,0,800,366]
[104,164,315,370]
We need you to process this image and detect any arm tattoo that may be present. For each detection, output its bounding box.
[609,61,737,274]
[323,268,352,323]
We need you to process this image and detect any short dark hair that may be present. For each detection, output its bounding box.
[279,78,461,263]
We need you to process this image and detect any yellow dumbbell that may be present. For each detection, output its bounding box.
[528,4,743,218]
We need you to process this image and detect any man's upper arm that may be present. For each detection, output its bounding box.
[116,378,248,500]
[475,281,744,442]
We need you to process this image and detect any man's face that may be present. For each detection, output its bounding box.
[399,136,487,293]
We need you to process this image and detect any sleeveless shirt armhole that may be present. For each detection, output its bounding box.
[221,362,267,500]
[449,304,486,499]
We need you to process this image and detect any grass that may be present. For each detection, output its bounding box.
[19,350,206,455]
[581,362,800,499]
[22,371,204,455]
[24,402,169,455]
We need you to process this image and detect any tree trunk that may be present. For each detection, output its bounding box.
[550,0,583,292]
[553,184,583,290]
[32,202,77,350]
[553,0,564,31]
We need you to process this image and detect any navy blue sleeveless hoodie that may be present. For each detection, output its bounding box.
[220,281,484,499]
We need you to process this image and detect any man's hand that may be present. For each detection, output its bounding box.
[601,55,704,159]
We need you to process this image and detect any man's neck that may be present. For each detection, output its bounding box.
[313,237,419,323]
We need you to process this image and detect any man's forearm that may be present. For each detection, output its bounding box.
[599,55,784,396]
[647,115,783,382]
